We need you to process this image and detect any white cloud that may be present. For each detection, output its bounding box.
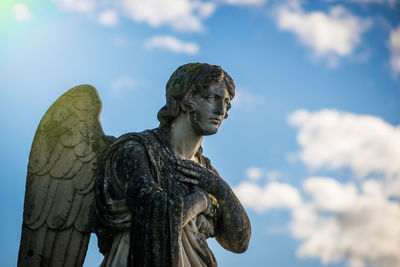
[13,4,32,22]
[291,177,400,267]
[98,9,118,26]
[224,0,267,6]
[388,26,400,76]
[275,4,371,65]
[121,0,216,32]
[287,110,400,266]
[144,35,199,55]
[245,167,281,181]
[245,167,263,180]
[110,76,135,97]
[330,0,398,6]
[51,0,216,31]
[288,109,400,193]
[237,176,400,267]
[52,0,97,14]
[234,182,302,213]
[303,177,359,213]
[238,110,400,267]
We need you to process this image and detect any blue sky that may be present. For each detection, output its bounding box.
[1,0,400,266]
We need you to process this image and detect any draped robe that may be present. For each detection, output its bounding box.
[94,128,218,267]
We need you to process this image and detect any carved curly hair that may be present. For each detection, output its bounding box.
[157,63,235,129]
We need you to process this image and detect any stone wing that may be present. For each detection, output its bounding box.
[18,85,111,267]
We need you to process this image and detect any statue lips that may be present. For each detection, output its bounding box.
[209,117,222,126]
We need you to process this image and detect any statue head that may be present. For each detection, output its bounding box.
[157,63,235,129]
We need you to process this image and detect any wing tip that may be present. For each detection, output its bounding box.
[67,84,99,99]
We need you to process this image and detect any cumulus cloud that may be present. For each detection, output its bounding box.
[330,0,398,6]
[288,109,400,193]
[234,182,302,213]
[224,0,267,6]
[287,110,400,267]
[302,177,358,212]
[388,26,400,76]
[144,35,199,54]
[98,10,118,26]
[245,167,263,180]
[238,175,400,267]
[13,4,32,22]
[274,4,371,65]
[51,0,216,32]
[121,0,216,32]
[291,177,400,267]
[244,167,281,181]
[52,0,96,14]
[238,110,400,267]
[237,176,400,266]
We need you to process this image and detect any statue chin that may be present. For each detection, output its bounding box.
[191,122,219,136]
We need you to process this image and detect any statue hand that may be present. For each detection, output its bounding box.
[191,186,212,212]
[176,159,220,195]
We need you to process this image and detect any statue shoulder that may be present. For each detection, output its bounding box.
[199,154,221,176]
[112,139,148,164]
[104,130,155,162]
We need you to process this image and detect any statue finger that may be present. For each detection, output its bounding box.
[177,166,201,178]
[177,177,199,185]
[176,160,193,169]
[177,159,202,170]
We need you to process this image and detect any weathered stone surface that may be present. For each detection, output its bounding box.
[19,63,251,267]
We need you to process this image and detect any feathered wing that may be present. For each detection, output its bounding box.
[18,85,112,267]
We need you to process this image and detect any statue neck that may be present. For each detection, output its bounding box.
[168,113,203,161]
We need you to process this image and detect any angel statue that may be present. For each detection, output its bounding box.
[18,63,251,267]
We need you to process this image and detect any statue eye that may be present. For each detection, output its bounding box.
[207,95,216,101]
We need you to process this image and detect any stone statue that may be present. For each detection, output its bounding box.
[18,63,251,267]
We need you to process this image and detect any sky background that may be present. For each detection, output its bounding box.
[1,0,400,266]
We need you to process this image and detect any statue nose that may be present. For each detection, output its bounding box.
[214,99,226,115]
[214,102,225,115]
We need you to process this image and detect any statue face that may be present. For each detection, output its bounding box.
[190,80,231,136]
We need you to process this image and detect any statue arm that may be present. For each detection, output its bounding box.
[211,172,251,253]
[181,186,210,226]
[177,159,251,253]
